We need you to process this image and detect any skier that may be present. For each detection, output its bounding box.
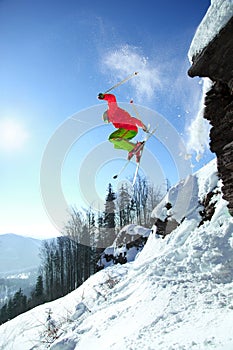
[98,93,148,162]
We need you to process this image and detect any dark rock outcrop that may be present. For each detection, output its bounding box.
[198,188,219,227]
[153,202,179,239]
[188,16,233,215]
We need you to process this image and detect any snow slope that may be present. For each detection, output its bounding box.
[0,158,233,350]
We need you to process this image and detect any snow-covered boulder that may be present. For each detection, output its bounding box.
[97,224,151,269]
[152,159,220,238]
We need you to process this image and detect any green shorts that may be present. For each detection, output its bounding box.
[108,128,137,152]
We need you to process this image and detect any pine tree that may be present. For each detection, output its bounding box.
[117,182,133,228]
[0,304,7,324]
[103,183,116,246]
[34,275,44,304]
[7,298,13,320]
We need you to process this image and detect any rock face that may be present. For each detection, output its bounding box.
[188,16,233,215]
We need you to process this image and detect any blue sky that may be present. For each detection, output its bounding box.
[0,0,213,238]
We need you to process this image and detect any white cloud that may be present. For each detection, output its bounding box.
[102,45,162,102]
[186,78,212,161]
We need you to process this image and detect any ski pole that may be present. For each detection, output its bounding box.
[130,99,142,121]
[130,100,150,133]
[113,159,131,180]
[104,72,138,94]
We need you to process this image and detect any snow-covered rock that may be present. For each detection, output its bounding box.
[188,0,233,62]
[0,158,233,350]
[97,224,151,269]
[151,159,219,238]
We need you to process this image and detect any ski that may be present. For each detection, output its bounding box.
[132,127,157,185]
[113,127,157,181]
[132,161,140,186]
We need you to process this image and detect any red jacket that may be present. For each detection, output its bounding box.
[99,93,145,131]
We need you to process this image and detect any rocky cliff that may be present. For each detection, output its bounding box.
[188,15,233,215]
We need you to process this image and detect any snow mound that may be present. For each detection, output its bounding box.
[0,159,233,350]
[188,0,233,62]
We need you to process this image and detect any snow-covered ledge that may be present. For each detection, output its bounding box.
[188,0,233,63]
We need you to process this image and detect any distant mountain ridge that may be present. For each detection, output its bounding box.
[0,233,42,276]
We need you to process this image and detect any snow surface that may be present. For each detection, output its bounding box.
[0,158,233,350]
[188,0,233,62]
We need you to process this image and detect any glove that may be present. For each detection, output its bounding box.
[102,111,110,123]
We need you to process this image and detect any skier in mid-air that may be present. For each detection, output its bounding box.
[98,93,148,162]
